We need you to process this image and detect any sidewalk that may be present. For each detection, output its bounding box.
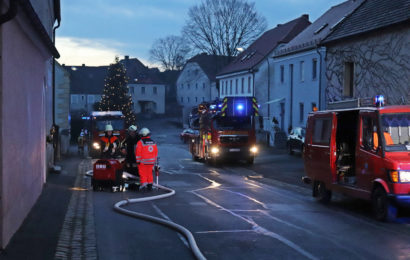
[0,148,92,260]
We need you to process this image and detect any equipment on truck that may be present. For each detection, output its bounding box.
[189,97,260,165]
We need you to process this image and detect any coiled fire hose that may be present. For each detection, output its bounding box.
[86,170,206,260]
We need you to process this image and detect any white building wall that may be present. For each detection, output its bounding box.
[70,94,101,113]
[218,72,253,99]
[129,83,165,114]
[271,49,325,134]
[176,63,215,126]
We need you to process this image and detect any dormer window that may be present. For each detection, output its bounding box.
[314,23,328,34]
[330,16,346,31]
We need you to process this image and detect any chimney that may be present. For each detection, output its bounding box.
[82,64,85,67]
[125,55,129,60]
[302,14,309,20]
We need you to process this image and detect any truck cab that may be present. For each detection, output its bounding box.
[304,97,410,221]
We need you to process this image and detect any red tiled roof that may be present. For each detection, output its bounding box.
[217,15,311,76]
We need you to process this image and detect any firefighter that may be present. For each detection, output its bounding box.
[135,128,158,191]
[121,125,141,176]
[100,124,119,158]
[77,130,85,155]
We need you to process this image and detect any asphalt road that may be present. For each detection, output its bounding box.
[90,118,410,260]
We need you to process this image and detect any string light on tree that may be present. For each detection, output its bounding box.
[98,56,136,126]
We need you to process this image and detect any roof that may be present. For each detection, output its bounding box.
[275,0,364,57]
[67,65,108,94]
[120,57,164,84]
[323,0,410,44]
[217,15,311,76]
[185,53,233,81]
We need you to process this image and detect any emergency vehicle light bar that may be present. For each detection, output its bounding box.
[327,96,388,110]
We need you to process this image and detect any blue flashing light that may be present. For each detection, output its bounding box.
[218,104,223,108]
[81,116,90,120]
[210,105,216,110]
[374,95,385,107]
[236,104,244,111]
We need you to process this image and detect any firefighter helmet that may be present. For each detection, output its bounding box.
[128,125,137,132]
[139,128,150,137]
[105,124,114,131]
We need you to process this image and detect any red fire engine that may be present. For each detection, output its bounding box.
[189,97,260,165]
[303,96,410,221]
[87,111,126,158]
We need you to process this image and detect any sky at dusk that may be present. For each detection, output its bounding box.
[56,0,344,67]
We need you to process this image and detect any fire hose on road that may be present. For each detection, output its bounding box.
[86,169,206,260]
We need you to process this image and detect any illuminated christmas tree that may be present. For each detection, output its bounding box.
[98,56,136,126]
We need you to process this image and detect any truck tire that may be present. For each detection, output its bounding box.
[372,186,397,222]
[315,181,332,204]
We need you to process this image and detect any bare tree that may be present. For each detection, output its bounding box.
[149,35,191,71]
[182,0,267,57]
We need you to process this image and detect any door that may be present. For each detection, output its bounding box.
[356,112,382,192]
[305,113,337,185]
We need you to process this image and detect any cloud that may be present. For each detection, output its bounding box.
[55,37,124,66]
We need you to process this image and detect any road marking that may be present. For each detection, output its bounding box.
[196,230,254,234]
[151,204,189,248]
[190,191,318,260]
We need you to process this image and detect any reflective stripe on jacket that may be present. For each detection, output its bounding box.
[135,136,158,164]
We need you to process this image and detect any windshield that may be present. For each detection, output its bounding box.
[94,119,124,131]
[213,116,252,130]
[381,113,410,152]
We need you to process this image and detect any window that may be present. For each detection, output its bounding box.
[196,83,198,89]
[187,83,190,89]
[153,87,157,95]
[203,83,205,89]
[225,81,228,95]
[181,97,183,103]
[361,116,379,151]
[300,61,305,82]
[181,83,183,89]
[241,78,244,93]
[311,102,317,111]
[230,80,233,94]
[248,77,251,93]
[87,95,94,103]
[202,97,205,102]
[299,103,304,122]
[187,97,190,103]
[81,95,85,101]
[312,118,332,145]
[280,65,284,83]
[129,86,134,94]
[141,87,145,94]
[222,81,225,95]
[195,97,198,103]
[344,62,354,97]
[71,95,78,104]
[235,79,238,94]
[312,59,317,80]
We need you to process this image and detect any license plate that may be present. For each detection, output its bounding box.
[229,148,240,152]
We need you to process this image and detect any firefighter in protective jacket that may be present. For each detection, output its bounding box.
[135,128,158,190]
[100,124,119,158]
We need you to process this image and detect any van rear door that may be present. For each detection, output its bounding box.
[305,113,337,184]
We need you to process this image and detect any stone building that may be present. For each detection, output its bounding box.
[322,0,410,105]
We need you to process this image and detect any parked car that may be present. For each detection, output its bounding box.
[287,127,305,155]
[180,128,195,143]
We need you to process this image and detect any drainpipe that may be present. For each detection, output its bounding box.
[52,18,60,125]
[52,3,61,163]
[0,0,18,25]
[315,46,323,110]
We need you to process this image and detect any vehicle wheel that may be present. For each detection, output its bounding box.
[288,144,294,155]
[316,181,332,203]
[246,156,254,165]
[372,187,397,222]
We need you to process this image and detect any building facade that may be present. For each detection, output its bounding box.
[177,54,231,126]
[0,0,60,248]
[323,0,410,105]
[271,0,363,141]
[128,81,166,114]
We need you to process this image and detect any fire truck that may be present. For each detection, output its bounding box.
[189,97,260,165]
[87,111,126,158]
